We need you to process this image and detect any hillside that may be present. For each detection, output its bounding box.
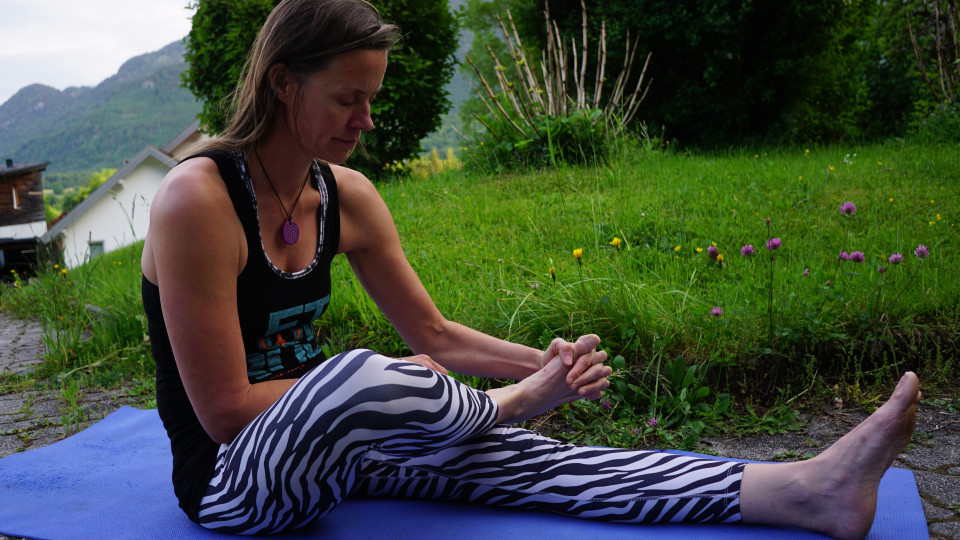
[0,40,201,185]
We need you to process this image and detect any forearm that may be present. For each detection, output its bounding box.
[413,320,542,380]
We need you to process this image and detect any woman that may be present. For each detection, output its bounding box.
[141,1,920,538]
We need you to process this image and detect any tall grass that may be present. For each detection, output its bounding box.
[1,243,153,399]
[325,141,959,401]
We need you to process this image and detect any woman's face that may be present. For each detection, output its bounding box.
[285,49,388,164]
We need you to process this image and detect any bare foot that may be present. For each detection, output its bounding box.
[741,372,920,540]
[486,355,583,424]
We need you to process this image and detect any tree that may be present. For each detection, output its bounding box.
[182,0,460,177]
[464,0,881,146]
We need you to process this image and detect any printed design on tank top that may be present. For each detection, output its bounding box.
[235,152,329,279]
[246,296,331,381]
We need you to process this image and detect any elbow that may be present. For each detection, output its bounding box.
[196,397,250,445]
[412,318,451,356]
[201,412,245,445]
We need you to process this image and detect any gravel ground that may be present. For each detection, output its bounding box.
[1,310,957,539]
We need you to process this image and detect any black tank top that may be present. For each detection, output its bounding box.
[142,150,340,521]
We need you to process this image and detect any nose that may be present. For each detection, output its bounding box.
[350,105,375,132]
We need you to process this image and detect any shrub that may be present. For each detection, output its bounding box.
[461,4,651,172]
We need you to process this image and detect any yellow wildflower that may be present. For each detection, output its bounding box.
[889,198,894,202]
[674,245,681,252]
[936,213,941,221]
[829,165,835,171]
[573,248,583,260]
[60,269,67,275]
[717,253,724,263]
[695,247,703,253]
[609,237,622,250]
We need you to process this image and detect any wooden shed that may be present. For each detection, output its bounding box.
[0,159,49,277]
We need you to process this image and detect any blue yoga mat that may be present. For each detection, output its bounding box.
[0,406,926,539]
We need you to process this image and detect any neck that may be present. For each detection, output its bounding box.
[252,137,313,199]
[253,130,313,193]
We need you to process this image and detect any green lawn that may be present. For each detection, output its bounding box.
[3,140,957,446]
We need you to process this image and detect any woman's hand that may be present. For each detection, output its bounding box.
[538,334,610,400]
[399,354,448,375]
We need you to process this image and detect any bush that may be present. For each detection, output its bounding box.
[460,3,651,172]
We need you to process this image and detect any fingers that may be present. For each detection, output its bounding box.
[400,354,448,375]
[549,334,602,367]
[572,362,612,395]
[565,347,608,386]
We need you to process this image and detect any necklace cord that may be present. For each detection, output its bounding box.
[254,147,309,223]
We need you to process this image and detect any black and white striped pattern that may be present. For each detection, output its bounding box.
[197,349,743,534]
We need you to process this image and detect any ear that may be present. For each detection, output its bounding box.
[268,63,297,105]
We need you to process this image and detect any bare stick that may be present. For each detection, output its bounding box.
[466,56,528,136]
[471,113,504,142]
[579,0,589,109]
[593,21,607,110]
[907,9,943,102]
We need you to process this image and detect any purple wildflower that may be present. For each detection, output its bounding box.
[765,218,772,224]
[889,253,904,265]
[802,268,810,277]
[849,251,865,263]
[647,417,658,427]
[766,238,782,251]
[840,201,857,215]
[710,306,723,317]
[839,251,850,261]
[707,245,718,260]
[601,400,612,410]
[914,244,929,259]
[877,266,886,275]
[741,244,755,256]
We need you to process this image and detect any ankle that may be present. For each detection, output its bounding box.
[486,383,528,424]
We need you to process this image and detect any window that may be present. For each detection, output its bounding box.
[89,241,105,259]
[11,187,19,209]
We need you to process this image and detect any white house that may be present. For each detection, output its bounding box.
[42,120,207,267]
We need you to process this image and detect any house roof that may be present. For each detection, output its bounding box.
[0,160,50,179]
[163,119,202,154]
[41,145,178,243]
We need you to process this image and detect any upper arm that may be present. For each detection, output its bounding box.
[334,166,447,354]
[144,159,252,441]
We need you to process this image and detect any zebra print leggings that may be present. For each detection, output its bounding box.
[197,349,745,534]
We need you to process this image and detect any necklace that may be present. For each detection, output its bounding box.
[254,147,309,245]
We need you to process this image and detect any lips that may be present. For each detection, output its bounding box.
[332,137,357,148]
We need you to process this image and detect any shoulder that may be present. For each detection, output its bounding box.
[329,164,397,254]
[145,156,246,274]
[328,163,380,206]
[153,157,236,221]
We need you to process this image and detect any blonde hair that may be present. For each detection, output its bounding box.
[204,0,399,153]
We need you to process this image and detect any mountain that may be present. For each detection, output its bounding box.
[0,40,202,185]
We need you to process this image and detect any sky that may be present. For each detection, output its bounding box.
[0,0,195,105]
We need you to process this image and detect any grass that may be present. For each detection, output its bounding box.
[1,139,957,448]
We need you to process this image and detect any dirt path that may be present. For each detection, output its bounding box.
[1,310,957,538]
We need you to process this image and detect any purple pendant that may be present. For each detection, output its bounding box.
[281,220,300,245]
